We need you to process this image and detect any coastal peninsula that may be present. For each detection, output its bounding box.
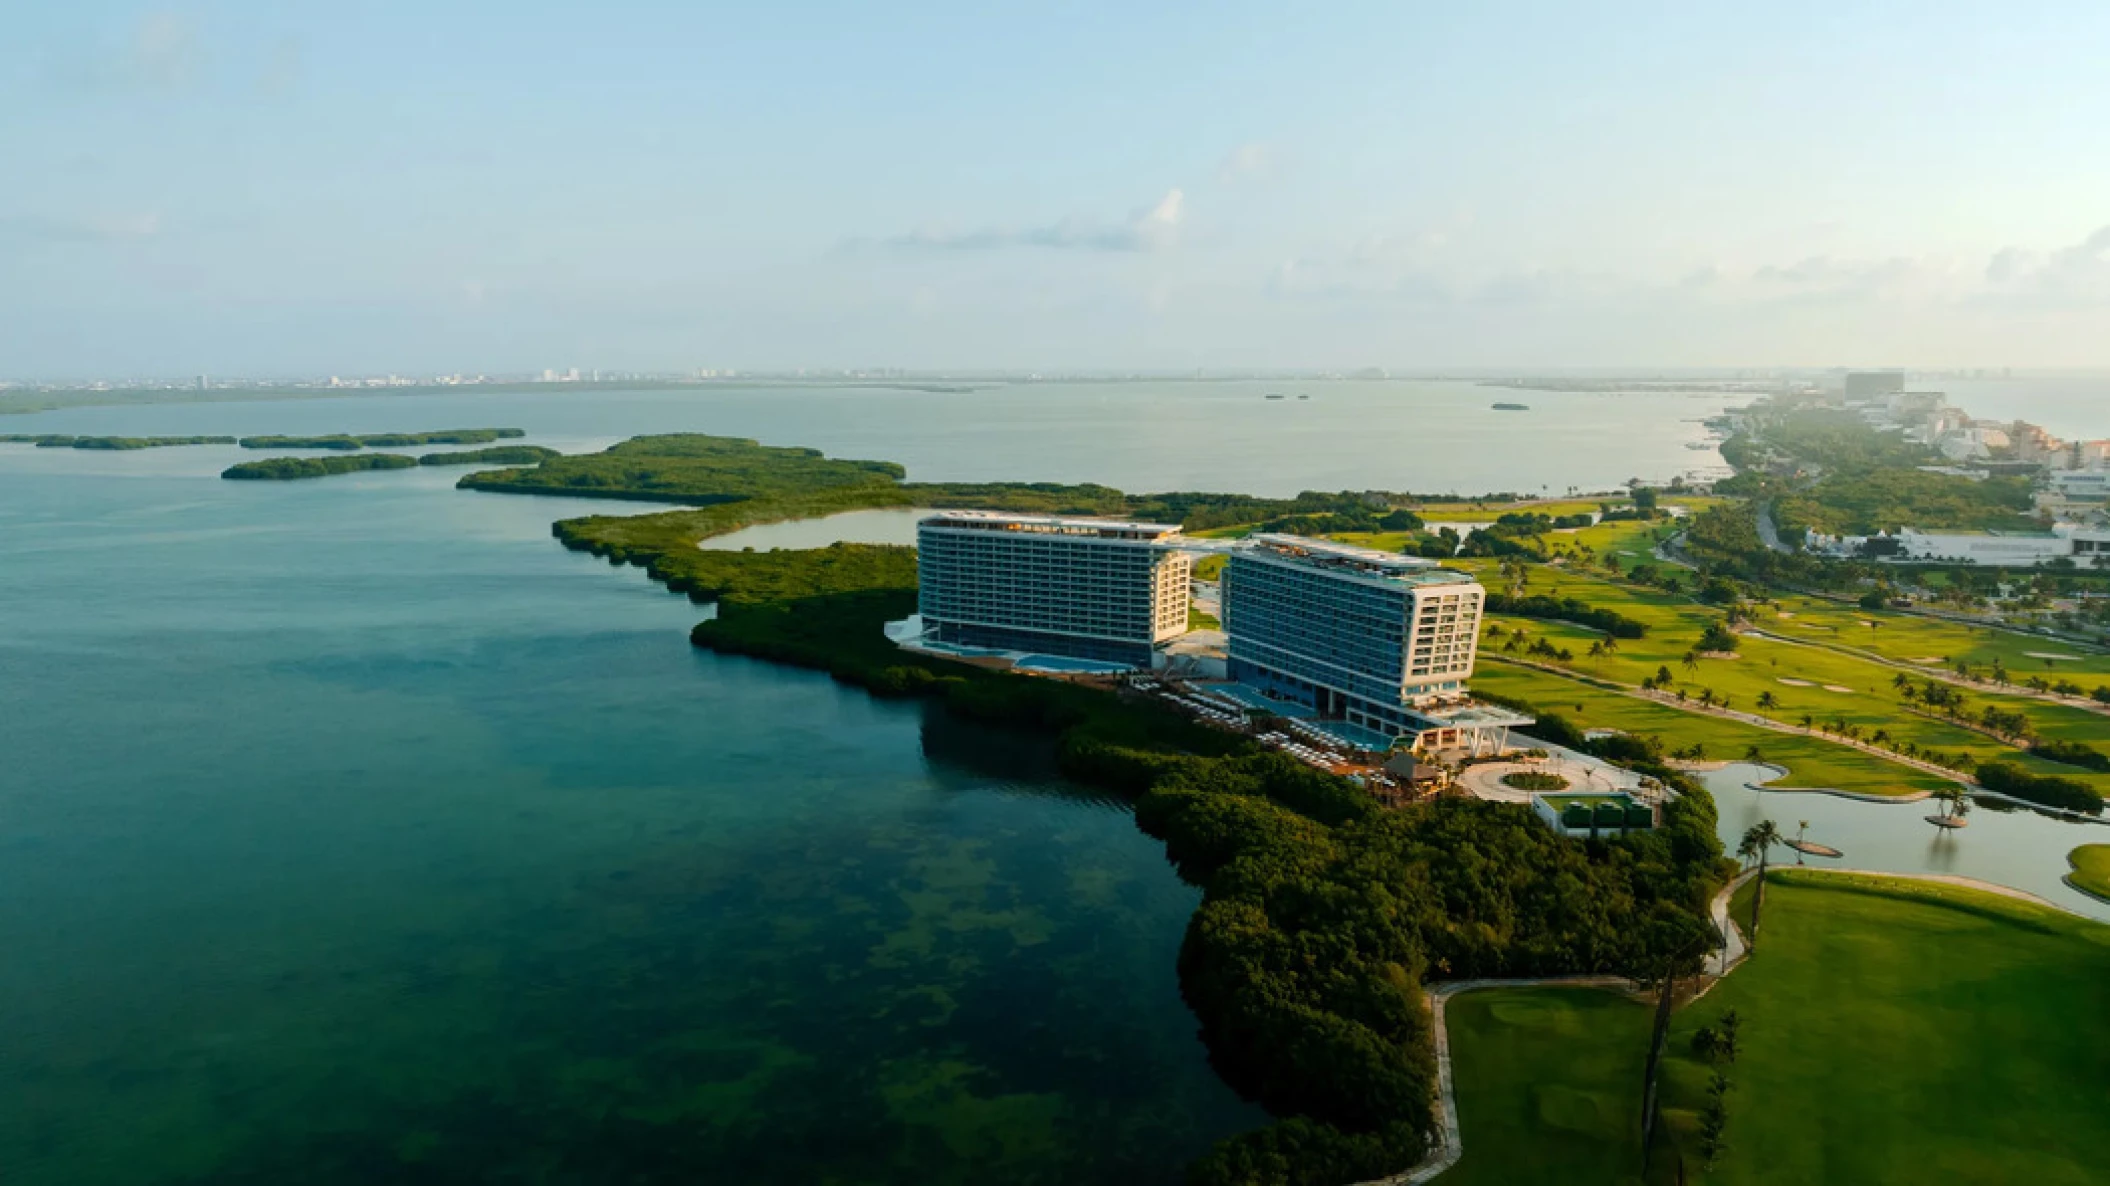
[484,423,2109,1183]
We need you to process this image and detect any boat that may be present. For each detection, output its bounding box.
[1265,393,1287,400]
[1491,402,1530,411]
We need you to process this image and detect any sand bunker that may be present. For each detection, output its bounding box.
[1778,678,1814,686]
[1823,685,1856,694]
[1909,656,1945,664]
[2027,652,2083,662]
[1777,612,1796,618]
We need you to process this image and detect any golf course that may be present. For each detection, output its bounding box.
[2069,845,2110,902]
[1442,872,2110,1184]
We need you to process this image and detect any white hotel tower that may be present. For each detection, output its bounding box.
[914,512,1193,665]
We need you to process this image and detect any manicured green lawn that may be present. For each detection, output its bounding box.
[1665,872,2110,1185]
[1443,874,2110,1185]
[1470,663,1951,797]
[1442,988,1650,1185]
[1766,591,2110,683]
[1462,562,2110,796]
[2068,844,2110,901]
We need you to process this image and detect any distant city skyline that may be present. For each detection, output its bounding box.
[7,2,2110,376]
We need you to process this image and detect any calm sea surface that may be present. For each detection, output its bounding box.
[0,445,1259,1185]
[2,379,1735,496]
[1,383,2102,1182]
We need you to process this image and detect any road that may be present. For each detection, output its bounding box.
[1753,499,1794,554]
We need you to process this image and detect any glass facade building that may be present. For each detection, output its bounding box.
[916,512,1192,666]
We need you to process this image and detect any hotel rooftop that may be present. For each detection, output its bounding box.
[920,510,1184,541]
[1245,533,1477,585]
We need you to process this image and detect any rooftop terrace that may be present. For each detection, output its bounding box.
[1245,533,1477,585]
[919,510,1183,541]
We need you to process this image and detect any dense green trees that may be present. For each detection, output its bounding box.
[221,454,419,480]
[416,445,561,466]
[1483,592,1649,638]
[1776,470,2039,537]
[3,434,236,449]
[238,428,525,450]
[2031,739,2110,773]
[1972,762,2104,815]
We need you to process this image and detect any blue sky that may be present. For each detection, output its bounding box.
[5,1,2109,376]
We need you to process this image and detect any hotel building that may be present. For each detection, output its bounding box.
[915,512,1192,665]
[1222,534,1528,753]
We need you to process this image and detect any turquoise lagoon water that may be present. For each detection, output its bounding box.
[0,445,1261,1185]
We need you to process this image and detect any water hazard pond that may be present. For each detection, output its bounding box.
[1705,764,2110,922]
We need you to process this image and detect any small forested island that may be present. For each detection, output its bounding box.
[415,445,561,467]
[1,434,237,449]
[237,428,525,451]
[1491,402,1530,411]
[222,454,418,480]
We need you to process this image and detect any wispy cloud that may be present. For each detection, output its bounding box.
[1217,142,1275,183]
[1979,225,2110,307]
[859,189,1186,254]
[49,12,301,100]
[0,212,164,244]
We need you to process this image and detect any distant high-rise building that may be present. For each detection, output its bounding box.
[196,374,208,391]
[1843,370,1906,401]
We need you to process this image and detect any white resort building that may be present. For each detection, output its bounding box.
[912,511,1193,666]
[1219,534,1530,755]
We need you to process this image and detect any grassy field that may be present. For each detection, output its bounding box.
[1458,561,2110,795]
[1441,988,1649,1185]
[1665,873,2110,1185]
[1761,589,2110,682]
[2069,845,2110,901]
[1471,663,1951,796]
[1443,873,2110,1185]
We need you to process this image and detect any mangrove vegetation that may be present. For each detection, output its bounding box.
[222,454,419,480]
[237,428,525,451]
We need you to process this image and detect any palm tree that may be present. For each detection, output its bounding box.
[1756,690,1778,711]
[1891,671,1911,692]
[1798,713,1814,731]
[1656,665,1675,686]
[1934,784,1973,827]
[1738,820,1785,947]
[1682,650,1700,673]
[1794,819,1811,865]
